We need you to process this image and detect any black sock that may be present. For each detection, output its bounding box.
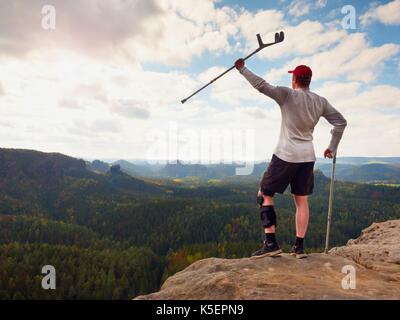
[295,236,304,247]
[265,233,276,245]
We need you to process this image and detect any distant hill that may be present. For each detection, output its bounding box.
[86,159,269,179]
[316,157,400,165]
[111,159,163,177]
[86,157,400,184]
[85,159,109,173]
[0,148,163,217]
[315,163,400,183]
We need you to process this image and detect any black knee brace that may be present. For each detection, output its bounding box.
[260,205,277,228]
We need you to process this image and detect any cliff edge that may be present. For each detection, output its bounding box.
[135,220,400,300]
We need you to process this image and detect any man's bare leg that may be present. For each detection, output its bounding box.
[293,195,309,237]
[292,195,309,259]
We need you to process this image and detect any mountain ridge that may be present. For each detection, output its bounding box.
[85,156,400,184]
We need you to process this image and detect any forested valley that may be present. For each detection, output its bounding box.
[1,148,399,299]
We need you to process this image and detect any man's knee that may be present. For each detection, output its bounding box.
[260,205,277,228]
[293,194,308,205]
[260,187,275,197]
[257,190,274,206]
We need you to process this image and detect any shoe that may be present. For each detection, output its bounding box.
[291,244,307,259]
[251,241,282,259]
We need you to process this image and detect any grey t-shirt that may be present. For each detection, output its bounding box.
[240,67,347,163]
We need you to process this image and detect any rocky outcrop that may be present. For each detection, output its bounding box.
[135,220,400,300]
[329,220,400,281]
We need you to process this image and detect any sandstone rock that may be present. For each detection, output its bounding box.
[135,220,400,300]
[329,219,400,281]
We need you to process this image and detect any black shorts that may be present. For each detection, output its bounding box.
[260,154,315,196]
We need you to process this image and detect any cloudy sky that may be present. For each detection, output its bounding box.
[0,0,399,162]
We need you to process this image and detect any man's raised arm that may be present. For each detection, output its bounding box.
[235,59,289,105]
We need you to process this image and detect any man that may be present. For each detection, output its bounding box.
[234,58,347,259]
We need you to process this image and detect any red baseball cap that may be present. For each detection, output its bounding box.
[288,65,312,77]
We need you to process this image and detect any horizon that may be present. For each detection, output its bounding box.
[0,146,400,165]
[3,146,400,164]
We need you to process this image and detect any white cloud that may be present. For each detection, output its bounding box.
[338,112,400,156]
[316,0,328,8]
[91,119,121,133]
[0,45,233,158]
[287,0,311,18]
[256,20,346,60]
[0,0,162,60]
[240,106,268,119]
[0,0,239,67]
[326,8,339,20]
[0,0,384,72]
[58,83,108,110]
[312,110,400,157]
[131,0,239,66]
[237,9,285,49]
[311,81,400,157]
[197,66,277,106]
[315,81,361,103]
[59,97,84,110]
[342,85,400,111]
[287,0,328,18]
[110,100,150,119]
[286,0,327,18]
[315,81,400,111]
[68,119,121,139]
[360,0,400,26]
[0,120,13,128]
[72,84,108,104]
[266,33,399,83]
